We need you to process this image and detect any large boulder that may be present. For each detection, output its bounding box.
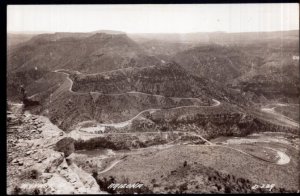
[55,137,76,157]
[69,163,101,193]
[43,151,65,173]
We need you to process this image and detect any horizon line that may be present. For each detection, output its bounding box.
[7,29,300,35]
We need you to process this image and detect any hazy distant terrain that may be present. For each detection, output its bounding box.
[131,30,299,103]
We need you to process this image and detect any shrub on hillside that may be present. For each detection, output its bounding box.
[11,185,21,195]
[19,169,41,180]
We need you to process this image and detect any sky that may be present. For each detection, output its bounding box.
[7,4,299,34]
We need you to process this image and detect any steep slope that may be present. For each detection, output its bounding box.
[7,33,36,49]
[7,103,105,194]
[231,38,299,102]
[171,31,299,102]
[71,62,213,98]
[7,70,66,102]
[42,63,211,130]
[70,62,251,105]
[173,44,263,84]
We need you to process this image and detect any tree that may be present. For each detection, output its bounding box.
[179,183,188,193]
[12,185,21,195]
[92,169,98,179]
[183,161,187,167]
[30,169,39,179]
[224,185,231,193]
[32,188,40,195]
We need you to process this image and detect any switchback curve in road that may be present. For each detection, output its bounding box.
[53,70,221,105]
[53,70,221,128]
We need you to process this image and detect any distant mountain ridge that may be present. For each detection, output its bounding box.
[7,30,299,103]
[130,30,299,102]
[8,32,161,73]
[7,31,162,101]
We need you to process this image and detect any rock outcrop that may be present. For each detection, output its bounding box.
[7,102,106,194]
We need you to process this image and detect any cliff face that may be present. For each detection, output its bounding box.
[11,150,104,194]
[7,103,106,195]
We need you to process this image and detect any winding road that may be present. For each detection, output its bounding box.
[53,70,219,103]
[94,98,220,129]
[53,69,291,167]
[264,146,291,165]
[188,132,291,165]
[98,159,123,174]
[211,145,290,165]
[53,69,221,128]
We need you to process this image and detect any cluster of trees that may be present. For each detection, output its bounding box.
[146,109,297,141]
[73,134,171,151]
[74,138,119,151]
[11,185,47,195]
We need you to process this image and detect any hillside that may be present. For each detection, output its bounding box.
[8,32,161,73]
[7,30,299,194]
[172,44,263,84]
[70,62,252,105]
[7,33,37,49]
[37,62,262,132]
[42,63,220,131]
[8,30,298,103]
[7,32,162,100]
[72,63,212,97]
[232,38,299,102]
[168,31,299,102]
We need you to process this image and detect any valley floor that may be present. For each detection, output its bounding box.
[72,131,299,192]
[7,99,300,194]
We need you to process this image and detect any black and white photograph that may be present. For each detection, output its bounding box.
[6,3,299,194]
